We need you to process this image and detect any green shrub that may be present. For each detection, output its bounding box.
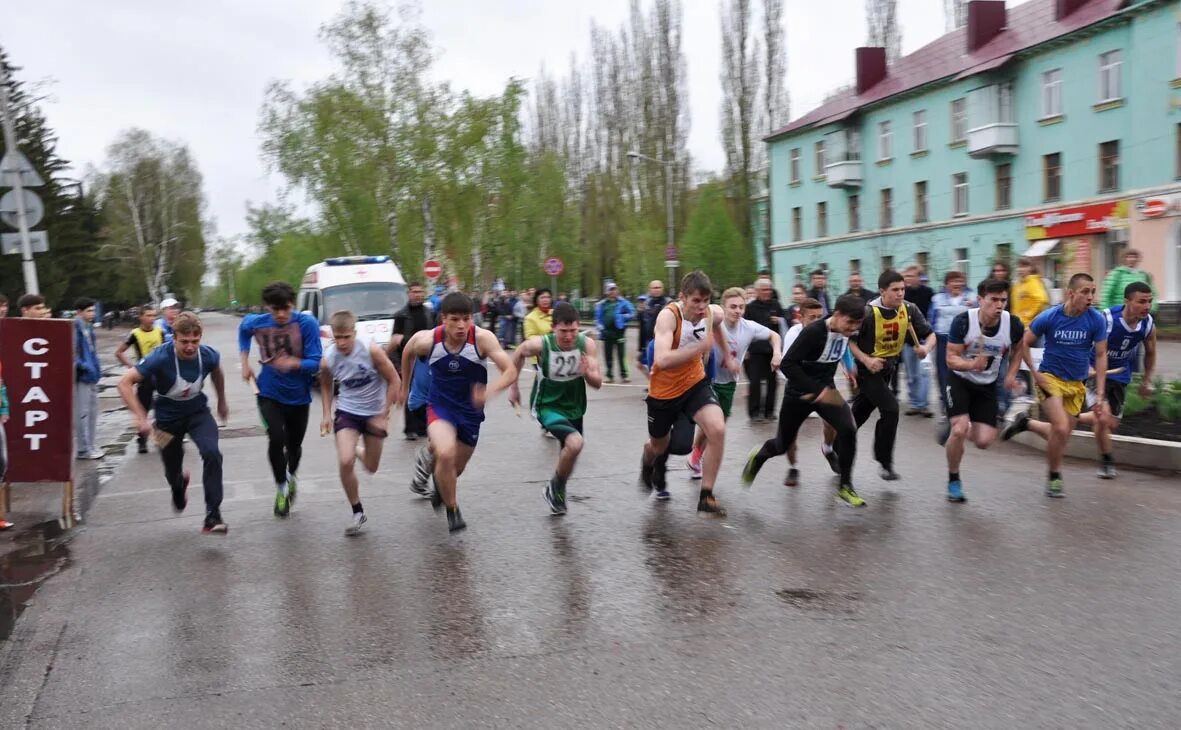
[1123,375,1149,417]
[1152,386,1181,422]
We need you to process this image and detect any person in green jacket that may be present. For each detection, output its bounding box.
[1101,249,1156,311]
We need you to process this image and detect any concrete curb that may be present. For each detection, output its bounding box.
[1012,429,1181,473]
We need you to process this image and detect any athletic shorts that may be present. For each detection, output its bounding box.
[646,378,719,439]
[1036,372,1087,417]
[333,410,388,437]
[947,375,999,425]
[1085,380,1128,420]
[712,381,737,419]
[427,404,481,447]
[537,411,584,446]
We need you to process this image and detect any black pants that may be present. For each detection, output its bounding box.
[158,409,223,513]
[744,352,777,419]
[258,397,310,484]
[404,402,427,437]
[135,380,155,446]
[603,330,628,378]
[753,394,857,484]
[851,365,900,469]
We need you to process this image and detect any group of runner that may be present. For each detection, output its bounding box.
[115,265,1157,537]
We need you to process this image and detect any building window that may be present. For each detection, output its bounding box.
[848,195,860,233]
[849,258,861,274]
[995,243,1011,268]
[955,247,970,276]
[995,163,1012,210]
[997,80,1014,124]
[790,148,801,183]
[881,255,894,272]
[846,128,862,161]
[817,201,828,237]
[912,110,927,152]
[815,140,826,175]
[1043,153,1062,202]
[880,188,893,228]
[791,206,802,241]
[1042,69,1063,118]
[1099,140,1120,193]
[878,120,892,160]
[1098,50,1122,102]
[914,180,928,223]
[795,265,806,283]
[915,251,929,271]
[953,173,969,216]
[951,98,967,143]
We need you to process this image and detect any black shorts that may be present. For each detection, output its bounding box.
[334,410,388,438]
[947,375,999,425]
[1086,380,1128,419]
[646,378,719,439]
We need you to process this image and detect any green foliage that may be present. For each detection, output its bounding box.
[1123,375,1149,417]
[1151,379,1181,422]
[679,183,755,291]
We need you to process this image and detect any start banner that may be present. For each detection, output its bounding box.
[1,318,74,482]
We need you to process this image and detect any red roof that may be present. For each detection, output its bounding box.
[766,0,1129,141]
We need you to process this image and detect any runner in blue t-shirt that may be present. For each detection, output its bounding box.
[406,355,435,499]
[1076,281,1156,479]
[116,312,230,534]
[238,281,323,517]
[1003,272,1109,498]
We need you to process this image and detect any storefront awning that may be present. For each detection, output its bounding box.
[1023,239,1060,257]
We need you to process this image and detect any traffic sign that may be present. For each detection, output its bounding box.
[544,257,564,276]
[0,189,45,228]
[423,259,442,281]
[1,231,49,255]
[0,150,44,188]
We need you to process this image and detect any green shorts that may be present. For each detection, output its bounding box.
[712,381,737,419]
[537,410,584,446]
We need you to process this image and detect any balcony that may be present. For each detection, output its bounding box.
[968,122,1019,158]
[825,158,863,188]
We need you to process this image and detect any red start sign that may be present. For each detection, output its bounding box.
[423,259,443,281]
[1,318,74,483]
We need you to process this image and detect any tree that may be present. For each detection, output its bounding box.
[762,0,789,136]
[945,0,968,31]
[679,183,752,290]
[92,128,207,304]
[719,0,760,252]
[866,0,902,62]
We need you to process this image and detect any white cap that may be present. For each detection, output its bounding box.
[159,297,179,309]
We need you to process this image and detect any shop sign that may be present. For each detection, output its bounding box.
[1135,194,1181,220]
[1025,200,1130,240]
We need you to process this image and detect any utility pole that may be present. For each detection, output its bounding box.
[0,59,40,294]
[627,151,679,292]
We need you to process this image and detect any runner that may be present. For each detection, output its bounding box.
[742,295,866,506]
[686,287,781,479]
[406,353,436,499]
[927,271,979,417]
[115,305,166,453]
[940,279,1024,503]
[116,312,229,534]
[508,302,603,514]
[399,292,517,532]
[848,270,936,480]
[239,281,323,517]
[156,297,180,342]
[1075,281,1156,480]
[319,310,403,536]
[1002,273,1109,497]
[640,271,737,516]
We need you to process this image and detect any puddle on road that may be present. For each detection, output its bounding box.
[0,518,75,641]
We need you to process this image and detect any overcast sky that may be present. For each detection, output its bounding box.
[2,0,946,238]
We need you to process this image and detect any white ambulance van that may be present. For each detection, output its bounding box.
[297,255,409,348]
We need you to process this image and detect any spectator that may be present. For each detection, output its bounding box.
[594,282,636,383]
[1101,248,1156,311]
[743,278,786,422]
[842,273,872,303]
[497,290,519,348]
[513,291,530,342]
[785,283,807,323]
[806,269,832,315]
[18,293,50,318]
[157,297,180,342]
[638,280,668,355]
[928,271,979,416]
[1011,256,1051,327]
[74,297,104,460]
[524,288,554,339]
[389,282,433,440]
[901,265,934,416]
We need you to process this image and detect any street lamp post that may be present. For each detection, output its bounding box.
[627,151,678,292]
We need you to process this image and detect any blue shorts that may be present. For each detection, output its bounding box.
[333,410,387,438]
[427,405,481,447]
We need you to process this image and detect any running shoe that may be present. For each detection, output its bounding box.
[543,479,566,515]
[1045,477,1065,498]
[446,506,467,532]
[652,457,669,492]
[821,446,840,475]
[687,454,703,480]
[286,473,298,505]
[640,456,655,490]
[784,468,799,488]
[202,512,228,535]
[836,484,867,507]
[172,470,190,512]
[274,490,290,517]
[410,446,434,497]
[553,480,567,513]
[1097,462,1118,480]
[137,437,149,454]
[1001,411,1030,441]
[345,512,367,536]
[654,488,671,501]
[947,480,966,503]
[697,491,726,517]
[879,466,901,481]
[741,447,763,486]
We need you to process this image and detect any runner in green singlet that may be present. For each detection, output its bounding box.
[510,302,603,515]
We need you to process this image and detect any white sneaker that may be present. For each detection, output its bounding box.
[82,450,105,460]
[345,512,367,536]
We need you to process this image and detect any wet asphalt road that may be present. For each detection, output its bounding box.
[0,313,1178,729]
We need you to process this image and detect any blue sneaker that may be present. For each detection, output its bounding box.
[947,479,966,503]
[654,488,671,501]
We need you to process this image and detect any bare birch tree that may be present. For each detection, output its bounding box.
[945,0,969,31]
[866,0,902,62]
[720,0,760,244]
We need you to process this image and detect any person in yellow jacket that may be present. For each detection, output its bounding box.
[1011,257,1050,326]
[523,288,554,339]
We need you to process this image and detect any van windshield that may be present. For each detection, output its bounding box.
[322,283,408,322]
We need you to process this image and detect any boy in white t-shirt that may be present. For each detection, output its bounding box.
[319,310,402,536]
[687,287,781,478]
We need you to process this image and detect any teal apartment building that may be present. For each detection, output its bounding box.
[765,0,1181,318]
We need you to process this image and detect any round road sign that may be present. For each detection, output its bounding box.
[0,189,44,229]
[544,257,564,276]
[423,259,443,281]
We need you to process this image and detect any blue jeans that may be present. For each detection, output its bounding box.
[995,353,1012,417]
[901,344,928,410]
[499,317,517,347]
[157,409,223,514]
